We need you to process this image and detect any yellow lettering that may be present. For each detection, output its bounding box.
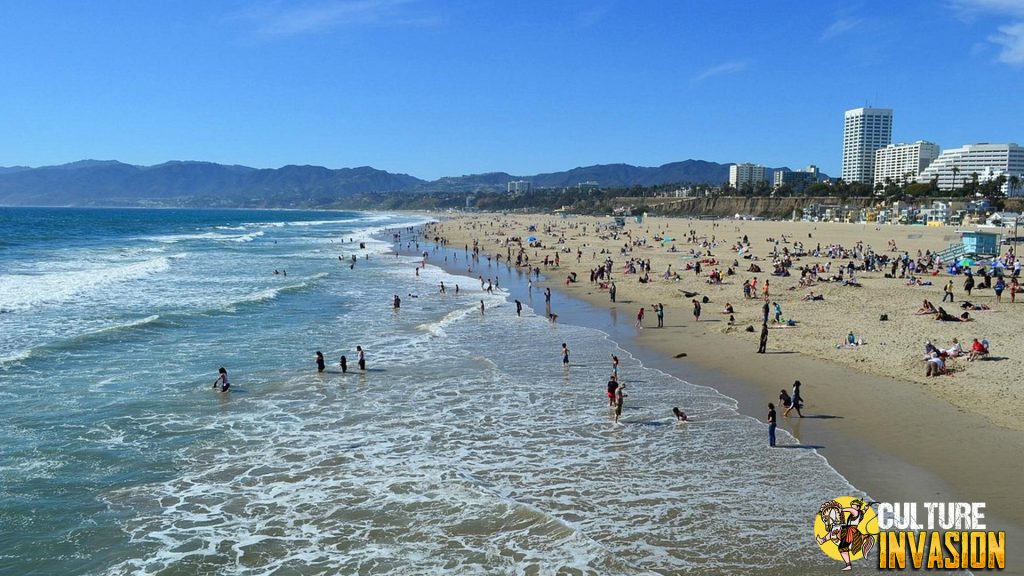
[880,532,905,569]
[943,531,960,569]
[907,531,926,569]
[987,531,1005,569]
[927,532,944,568]
[969,531,986,569]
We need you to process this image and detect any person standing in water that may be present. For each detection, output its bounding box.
[606,374,619,407]
[315,351,325,373]
[340,355,348,373]
[767,402,777,447]
[356,346,366,371]
[614,383,627,423]
[515,300,523,317]
[784,380,804,417]
[393,294,401,309]
[212,367,230,392]
[480,300,485,315]
[561,343,570,366]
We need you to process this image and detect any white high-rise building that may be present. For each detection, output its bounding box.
[916,143,1024,194]
[842,107,893,183]
[873,141,940,186]
[729,163,769,188]
[507,180,532,193]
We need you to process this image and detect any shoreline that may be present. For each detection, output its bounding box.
[417,213,1024,571]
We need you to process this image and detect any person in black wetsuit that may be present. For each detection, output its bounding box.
[315,351,325,373]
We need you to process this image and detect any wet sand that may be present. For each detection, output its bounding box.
[426,213,1024,572]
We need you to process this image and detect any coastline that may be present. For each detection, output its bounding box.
[418,212,1024,571]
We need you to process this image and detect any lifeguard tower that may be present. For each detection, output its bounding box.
[935,230,1001,262]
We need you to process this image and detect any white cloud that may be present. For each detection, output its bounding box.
[950,0,1024,19]
[991,22,1024,64]
[950,0,1024,65]
[820,17,863,41]
[693,61,748,83]
[692,61,749,83]
[236,0,435,37]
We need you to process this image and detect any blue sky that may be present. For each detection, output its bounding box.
[0,0,1022,179]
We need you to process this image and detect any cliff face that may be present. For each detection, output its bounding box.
[612,196,877,219]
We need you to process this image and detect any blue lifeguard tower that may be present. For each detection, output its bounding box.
[961,231,1001,257]
[937,231,1001,261]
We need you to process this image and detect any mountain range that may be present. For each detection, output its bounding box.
[0,159,822,207]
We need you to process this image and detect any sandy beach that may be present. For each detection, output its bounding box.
[427,212,1024,569]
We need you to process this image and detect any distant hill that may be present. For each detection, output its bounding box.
[0,161,424,207]
[0,159,827,207]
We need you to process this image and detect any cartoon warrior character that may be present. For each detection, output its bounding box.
[816,498,875,571]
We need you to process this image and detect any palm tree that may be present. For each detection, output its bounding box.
[951,166,960,193]
[1009,175,1021,198]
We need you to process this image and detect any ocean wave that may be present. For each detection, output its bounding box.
[0,256,174,312]
[220,272,330,312]
[0,315,164,370]
[142,230,264,244]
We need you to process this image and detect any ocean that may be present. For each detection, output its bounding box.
[0,207,862,575]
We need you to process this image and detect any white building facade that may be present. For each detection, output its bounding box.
[774,165,820,190]
[507,180,532,193]
[873,141,940,186]
[729,163,769,188]
[842,107,893,183]
[916,143,1024,194]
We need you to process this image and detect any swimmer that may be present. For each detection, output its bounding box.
[212,367,230,392]
[315,351,325,373]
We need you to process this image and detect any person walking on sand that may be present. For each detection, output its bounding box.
[212,367,230,393]
[943,279,954,303]
[561,343,570,366]
[784,380,804,417]
[692,299,701,322]
[761,299,770,325]
[758,322,768,354]
[315,351,325,373]
[356,346,366,371]
[767,402,777,447]
[635,307,645,328]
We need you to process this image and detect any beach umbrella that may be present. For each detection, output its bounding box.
[959,258,974,266]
